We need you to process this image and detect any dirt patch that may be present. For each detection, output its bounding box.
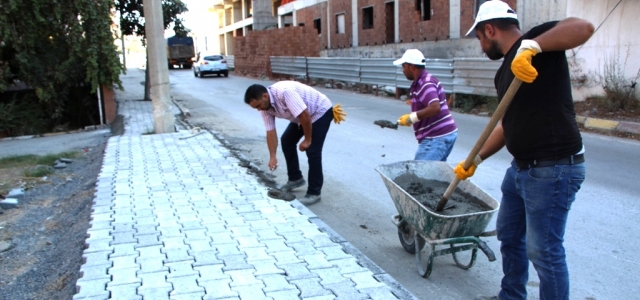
[573,97,640,124]
[573,97,640,141]
[0,138,107,300]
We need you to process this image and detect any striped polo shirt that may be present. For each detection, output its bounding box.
[410,70,457,142]
[260,81,332,131]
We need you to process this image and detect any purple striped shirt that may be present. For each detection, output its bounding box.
[260,81,332,131]
[410,70,457,142]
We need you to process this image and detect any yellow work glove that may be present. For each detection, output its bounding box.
[332,103,346,124]
[453,155,483,180]
[398,112,419,126]
[511,39,542,83]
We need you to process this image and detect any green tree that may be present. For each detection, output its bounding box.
[116,0,191,38]
[114,0,190,100]
[0,0,123,119]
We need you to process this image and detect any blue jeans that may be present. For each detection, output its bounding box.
[280,108,333,196]
[497,160,586,300]
[414,131,457,161]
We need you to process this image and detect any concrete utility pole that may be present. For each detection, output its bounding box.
[143,0,174,133]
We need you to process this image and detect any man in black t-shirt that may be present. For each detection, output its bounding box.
[453,1,594,300]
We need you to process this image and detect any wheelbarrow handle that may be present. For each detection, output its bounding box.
[436,78,523,211]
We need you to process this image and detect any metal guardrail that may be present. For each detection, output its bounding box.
[453,58,501,96]
[270,56,307,77]
[360,58,396,87]
[268,56,498,96]
[225,55,235,69]
[307,57,360,83]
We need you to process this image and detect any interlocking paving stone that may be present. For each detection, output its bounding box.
[166,260,199,278]
[194,264,229,281]
[324,281,369,299]
[167,274,205,295]
[82,250,113,267]
[108,266,141,286]
[251,259,286,276]
[258,273,297,292]
[78,263,111,281]
[220,254,254,271]
[74,277,110,299]
[72,80,417,300]
[198,278,238,298]
[278,263,319,280]
[232,283,270,300]
[290,277,333,298]
[344,271,387,290]
[106,282,142,299]
[170,291,206,300]
[137,286,172,300]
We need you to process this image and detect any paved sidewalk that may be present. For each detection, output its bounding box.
[72,71,416,300]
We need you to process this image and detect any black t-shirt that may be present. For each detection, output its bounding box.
[496,21,583,161]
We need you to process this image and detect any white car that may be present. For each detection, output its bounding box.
[193,54,229,78]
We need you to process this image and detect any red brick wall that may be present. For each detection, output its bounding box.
[233,26,320,77]
[295,4,329,50]
[330,0,353,48]
[461,0,518,39]
[357,0,392,46]
[101,85,116,125]
[398,0,450,43]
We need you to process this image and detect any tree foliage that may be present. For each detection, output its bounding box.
[115,0,190,38]
[0,0,123,117]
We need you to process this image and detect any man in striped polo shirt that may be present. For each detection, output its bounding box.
[244,81,338,205]
[394,49,458,161]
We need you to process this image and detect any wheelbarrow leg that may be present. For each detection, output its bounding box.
[451,244,478,269]
[415,234,435,278]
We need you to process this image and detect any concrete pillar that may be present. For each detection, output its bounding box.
[252,0,277,30]
[450,0,460,39]
[394,0,399,43]
[142,0,174,133]
[351,0,358,47]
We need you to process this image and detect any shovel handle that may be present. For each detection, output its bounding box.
[436,78,523,211]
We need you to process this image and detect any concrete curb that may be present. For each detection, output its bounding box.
[172,98,191,117]
[0,125,110,142]
[576,115,640,135]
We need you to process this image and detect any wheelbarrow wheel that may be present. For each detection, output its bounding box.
[415,234,434,278]
[397,220,416,254]
[451,244,478,270]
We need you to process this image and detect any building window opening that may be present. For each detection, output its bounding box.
[336,13,345,34]
[416,0,431,21]
[314,18,322,34]
[385,2,394,43]
[363,7,374,30]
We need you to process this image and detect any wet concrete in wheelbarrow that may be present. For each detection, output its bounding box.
[393,173,492,215]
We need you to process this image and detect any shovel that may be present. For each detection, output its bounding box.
[435,78,523,211]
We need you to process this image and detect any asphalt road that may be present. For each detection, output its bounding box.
[168,68,640,300]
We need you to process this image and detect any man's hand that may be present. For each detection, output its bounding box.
[268,157,278,171]
[299,139,311,151]
[453,155,483,180]
[511,39,542,83]
[333,104,347,124]
[398,112,419,126]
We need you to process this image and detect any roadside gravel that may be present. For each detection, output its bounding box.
[0,133,108,300]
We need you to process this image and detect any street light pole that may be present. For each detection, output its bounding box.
[143,0,174,133]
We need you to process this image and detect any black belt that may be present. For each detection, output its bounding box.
[514,154,584,169]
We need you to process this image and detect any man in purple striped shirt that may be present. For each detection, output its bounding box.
[394,49,458,161]
[244,81,335,204]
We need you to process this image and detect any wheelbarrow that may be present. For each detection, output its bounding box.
[375,160,500,278]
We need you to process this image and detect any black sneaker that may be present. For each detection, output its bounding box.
[300,194,321,205]
[279,178,306,191]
